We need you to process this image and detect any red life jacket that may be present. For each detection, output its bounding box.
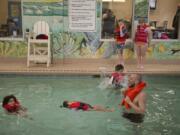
[3,100,20,113]
[114,26,128,44]
[111,72,123,83]
[68,102,89,111]
[121,82,146,109]
[69,102,80,108]
[135,24,148,43]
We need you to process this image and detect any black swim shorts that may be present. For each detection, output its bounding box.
[122,112,145,123]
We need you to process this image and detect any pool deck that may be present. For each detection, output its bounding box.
[0,57,180,75]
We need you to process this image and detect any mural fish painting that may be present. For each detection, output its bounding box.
[170,49,180,55]
[102,42,116,58]
[79,36,118,58]
[52,32,78,57]
[52,31,105,57]
[83,32,103,54]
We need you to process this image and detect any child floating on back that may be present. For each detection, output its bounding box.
[60,100,114,112]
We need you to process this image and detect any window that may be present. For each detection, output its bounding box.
[0,0,23,39]
[101,0,133,40]
[149,0,179,40]
[149,0,157,10]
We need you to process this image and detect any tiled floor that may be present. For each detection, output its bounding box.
[0,57,180,75]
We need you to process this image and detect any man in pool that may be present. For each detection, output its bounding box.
[60,101,114,112]
[120,74,147,123]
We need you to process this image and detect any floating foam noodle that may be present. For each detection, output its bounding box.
[84,32,101,53]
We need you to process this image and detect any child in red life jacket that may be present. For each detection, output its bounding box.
[135,18,151,69]
[2,95,30,118]
[114,19,128,65]
[109,64,125,89]
[60,101,114,112]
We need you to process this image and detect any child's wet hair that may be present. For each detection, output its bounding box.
[2,95,17,107]
[62,101,68,108]
[115,64,124,71]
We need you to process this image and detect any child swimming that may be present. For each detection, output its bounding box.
[60,101,114,112]
[109,64,125,89]
[2,95,32,119]
[98,64,127,90]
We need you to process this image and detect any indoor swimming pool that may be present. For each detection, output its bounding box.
[0,74,180,135]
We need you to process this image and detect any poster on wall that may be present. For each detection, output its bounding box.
[68,0,96,32]
[23,0,66,16]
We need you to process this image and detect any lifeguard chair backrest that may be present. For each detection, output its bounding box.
[33,21,49,35]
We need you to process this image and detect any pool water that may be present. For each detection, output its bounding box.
[0,75,180,135]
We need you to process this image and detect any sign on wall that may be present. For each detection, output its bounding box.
[23,1,66,16]
[68,0,96,32]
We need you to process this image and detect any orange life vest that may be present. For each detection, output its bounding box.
[121,81,146,109]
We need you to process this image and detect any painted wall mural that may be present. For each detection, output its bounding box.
[0,0,179,60]
[1,40,180,59]
[0,41,27,57]
[153,41,180,59]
